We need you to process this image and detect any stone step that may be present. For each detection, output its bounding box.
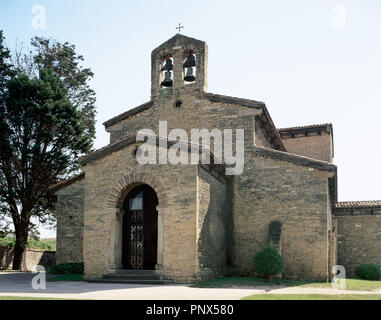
[110,269,157,275]
[103,273,163,280]
[88,278,172,285]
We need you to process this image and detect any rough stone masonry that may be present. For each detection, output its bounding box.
[52,34,381,283]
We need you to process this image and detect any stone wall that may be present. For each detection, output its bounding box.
[231,152,331,281]
[81,143,200,283]
[196,165,231,279]
[255,118,273,148]
[56,179,84,264]
[106,90,261,148]
[60,34,338,284]
[280,130,333,162]
[0,247,56,271]
[335,207,381,277]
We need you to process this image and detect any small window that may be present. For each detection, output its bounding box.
[174,99,183,108]
[129,191,143,210]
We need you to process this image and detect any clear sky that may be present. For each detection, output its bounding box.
[1,1,381,237]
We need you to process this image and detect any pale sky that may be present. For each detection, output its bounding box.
[1,0,381,238]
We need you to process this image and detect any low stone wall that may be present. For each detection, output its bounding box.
[335,207,381,277]
[0,246,56,271]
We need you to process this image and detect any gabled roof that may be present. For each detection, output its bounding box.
[203,92,265,108]
[278,123,333,133]
[103,101,153,128]
[101,92,287,152]
[79,133,226,168]
[252,146,336,172]
[49,172,85,192]
[79,135,137,165]
[335,201,381,209]
[151,34,206,55]
[277,123,334,158]
[204,92,286,151]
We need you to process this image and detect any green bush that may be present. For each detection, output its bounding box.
[48,262,84,275]
[253,247,284,281]
[355,263,381,280]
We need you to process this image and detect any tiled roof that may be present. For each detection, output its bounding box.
[277,123,332,132]
[103,101,153,128]
[78,133,226,168]
[335,201,381,209]
[79,135,136,165]
[253,146,336,172]
[203,92,265,108]
[49,172,85,191]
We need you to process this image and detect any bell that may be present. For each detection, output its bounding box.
[161,58,173,71]
[183,54,196,68]
[184,67,196,82]
[161,70,173,87]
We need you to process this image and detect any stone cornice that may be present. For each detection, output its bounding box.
[103,101,153,128]
[49,172,85,192]
[252,146,336,172]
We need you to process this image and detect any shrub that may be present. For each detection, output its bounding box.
[355,263,381,280]
[48,262,84,274]
[253,247,284,281]
[0,236,56,251]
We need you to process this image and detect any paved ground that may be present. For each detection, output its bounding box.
[1,272,381,300]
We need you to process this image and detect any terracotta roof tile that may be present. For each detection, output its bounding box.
[335,201,381,209]
[277,123,332,132]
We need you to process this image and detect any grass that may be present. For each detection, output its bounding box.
[0,296,71,300]
[301,278,381,291]
[242,294,381,300]
[47,273,83,282]
[193,277,316,288]
[194,276,381,291]
[0,236,56,251]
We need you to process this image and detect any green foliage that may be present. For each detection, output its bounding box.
[48,262,84,275]
[355,263,381,280]
[0,30,14,91]
[47,273,83,282]
[0,236,56,251]
[0,29,96,269]
[253,247,285,281]
[14,36,96,139]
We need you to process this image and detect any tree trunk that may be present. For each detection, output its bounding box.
[12,224,28,270]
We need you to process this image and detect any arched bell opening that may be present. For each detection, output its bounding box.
[122,184,158,270]
[183,52,196,84]
[160,56,174,88]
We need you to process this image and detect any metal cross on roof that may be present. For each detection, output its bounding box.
[176,23,184,34]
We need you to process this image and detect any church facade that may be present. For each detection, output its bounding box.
[53,34,381,283]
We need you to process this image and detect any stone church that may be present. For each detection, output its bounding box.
[53,34,381,283]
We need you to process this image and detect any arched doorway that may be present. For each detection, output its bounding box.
[122,184,158,270]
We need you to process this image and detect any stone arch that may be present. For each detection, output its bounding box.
[106,173,167,209]
[108,173,168,272]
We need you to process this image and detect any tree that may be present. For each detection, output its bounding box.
[13,36,96,140]
[0,31,95,269]
[0,31,15,241]
[0,68,93,269]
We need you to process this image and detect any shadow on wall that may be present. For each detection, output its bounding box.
[0,246,56,271]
